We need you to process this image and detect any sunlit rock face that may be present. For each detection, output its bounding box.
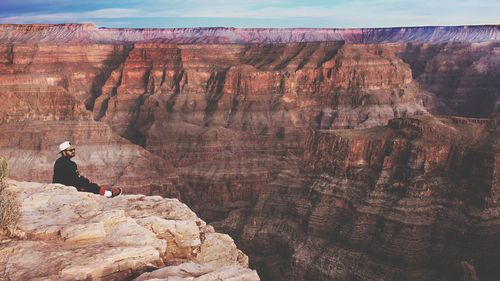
[90,42,431,224]
[0,24,498,281]
[0,181,258,281]
[0,42,177,195]
[0,38,430,213]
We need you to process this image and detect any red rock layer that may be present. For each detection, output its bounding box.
[0,43,130,121]
[95,42,426,142]
[88,42,428,221]
[0,38,498,281]
[0,43,176,195]
[0,120,178,196]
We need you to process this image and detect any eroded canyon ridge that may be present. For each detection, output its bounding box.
[0,24,499,280]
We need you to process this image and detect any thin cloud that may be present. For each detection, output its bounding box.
[0,0,498,27]
[0,8,143,23]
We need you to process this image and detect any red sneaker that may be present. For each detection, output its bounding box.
[109,187,122,198]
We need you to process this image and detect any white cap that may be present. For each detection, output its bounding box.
[58,141,74,153]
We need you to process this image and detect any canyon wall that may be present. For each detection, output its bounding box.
[0,24,498,280]
[0,39,431,206]
[400,42,500,117]
[234,116,499,280]
[91,42,432,223]
[0,43,178,195]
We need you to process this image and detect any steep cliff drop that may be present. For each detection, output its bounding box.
[400,42,500,118]
[235,116,499,280]
[0,24,498,281]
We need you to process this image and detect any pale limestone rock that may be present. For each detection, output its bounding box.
[59,246,161,280]
[1,180,257,280]
[195,233,249,267]
[60,222,106,241]
[236,249,250,268]
[137,216,202,262]
[138,217,202,247]
[89,209,128,229]
[106,218,167,254]
[0,240,161,281]
[134,262,260,281]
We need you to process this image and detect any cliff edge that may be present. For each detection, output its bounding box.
[0,180,259,281]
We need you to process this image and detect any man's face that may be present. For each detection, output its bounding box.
[63,148,76,158]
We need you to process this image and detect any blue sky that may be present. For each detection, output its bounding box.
[0,0,498,28]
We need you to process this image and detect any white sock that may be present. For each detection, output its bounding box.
[104,190,112,198]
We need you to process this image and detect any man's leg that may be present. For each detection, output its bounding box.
[78,182,101,195]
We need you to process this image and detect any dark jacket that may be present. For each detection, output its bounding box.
[52,156,92,190]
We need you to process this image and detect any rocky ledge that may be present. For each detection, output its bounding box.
[0,180,259,281]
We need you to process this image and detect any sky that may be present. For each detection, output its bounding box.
[0,0,498,29]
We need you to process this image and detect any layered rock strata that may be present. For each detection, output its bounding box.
[0,180,259,281]
[0,121,177,196]
[93,42,429,221]
[232,116,499,281]
[0,42,178,195]
[399,42,500,117]
[0,40,430,219]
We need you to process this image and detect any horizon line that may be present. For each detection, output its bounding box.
[1,22,499,30]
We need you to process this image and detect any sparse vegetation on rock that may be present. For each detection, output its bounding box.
[0,156,21,236]
[0,155,8,181]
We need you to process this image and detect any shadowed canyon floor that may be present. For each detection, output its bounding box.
[0,24,499,281]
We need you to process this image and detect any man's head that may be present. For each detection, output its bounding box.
[58,141,76,158]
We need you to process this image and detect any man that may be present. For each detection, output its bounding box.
[53,141,122,198]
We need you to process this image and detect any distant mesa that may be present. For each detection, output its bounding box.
[0,23,498,44]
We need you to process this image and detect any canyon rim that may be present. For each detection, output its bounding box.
[0,24,499,281]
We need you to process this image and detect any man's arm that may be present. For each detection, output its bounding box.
[53,159,85,187]
[75,169,91,186]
